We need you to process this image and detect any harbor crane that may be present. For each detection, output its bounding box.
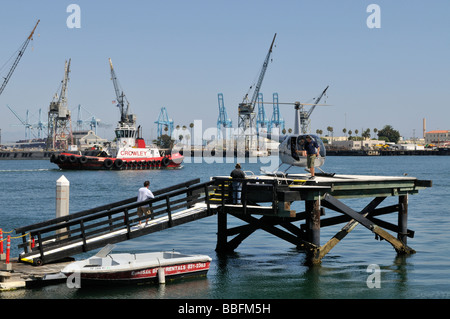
[217,93,232,139]
[298,85,329,134]
[7,105,47,139]
[76,104,110,134]
[155,107,174,138]
[109,58,135,126]
[6,105,33,138]
[47,59,73,149]
[256,86,330,135]
[269,92,285,134]
[0,20,40,97]
[238,33,276,150]
[256,93,269,133]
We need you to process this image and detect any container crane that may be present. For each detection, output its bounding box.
[155,107,174,138]
[7,105,47,139]
[216,93,232,139]
[0,20,40,97]
[256,93,269,133]
[109,58,134,126]
[6,105,33,138]
[238,33,276,150]
[269,92,285,133]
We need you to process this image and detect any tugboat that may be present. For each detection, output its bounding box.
[50,124,183,170]
[50,58,183,170]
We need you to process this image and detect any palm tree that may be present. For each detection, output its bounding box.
[343,128,347,138]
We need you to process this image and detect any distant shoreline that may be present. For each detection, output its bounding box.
[1,148,449,160]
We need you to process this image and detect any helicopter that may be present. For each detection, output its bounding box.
[259,86,332,176]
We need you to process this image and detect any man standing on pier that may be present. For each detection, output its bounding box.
[137,180,155,226]
[230,163,245,204]
[305,135,320,179]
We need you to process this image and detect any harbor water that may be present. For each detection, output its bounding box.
[0,156,449,299]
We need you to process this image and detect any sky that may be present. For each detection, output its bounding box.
[0,0,449,143]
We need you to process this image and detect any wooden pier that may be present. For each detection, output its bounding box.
[1,172,431,290]
[211,173,431,265]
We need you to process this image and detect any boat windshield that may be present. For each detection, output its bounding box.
[115,129,135,139]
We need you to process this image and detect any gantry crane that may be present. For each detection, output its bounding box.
[269,92,285,134]
[256,93,269,133]
[217,93,232,139]
[238,33,276,150]
[155,107,174,138]
[0,20,40,97]
[6,105,33,138]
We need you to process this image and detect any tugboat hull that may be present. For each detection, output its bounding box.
[51,152,183,170]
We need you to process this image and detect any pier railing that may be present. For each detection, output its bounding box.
[15,178,215,265]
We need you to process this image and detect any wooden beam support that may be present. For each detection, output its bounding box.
[215,206,317,253]
[319,197,386,261]
[321,194,415,255]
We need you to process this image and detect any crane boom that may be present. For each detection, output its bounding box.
[0,20,40,97]
[248,33,276,111]
[307,85,329,118]
[109,58,131,125]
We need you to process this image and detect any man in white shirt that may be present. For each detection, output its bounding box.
[137,180,155,226]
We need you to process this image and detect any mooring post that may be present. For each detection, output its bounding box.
[398,194,408,245]
[56,175,70,239]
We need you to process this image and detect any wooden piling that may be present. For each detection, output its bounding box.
[216,208,229,252]
[398,194,408,246]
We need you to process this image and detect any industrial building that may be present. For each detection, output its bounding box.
[425,130,449,146]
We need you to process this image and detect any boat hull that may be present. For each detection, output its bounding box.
[51,152,183,170]
[75,261,210,286]
[61,251,211,286]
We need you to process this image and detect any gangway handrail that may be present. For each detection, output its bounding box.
[16,179,215,265]
[15,178,201,234]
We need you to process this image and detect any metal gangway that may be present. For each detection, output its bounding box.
[15,179,216,265]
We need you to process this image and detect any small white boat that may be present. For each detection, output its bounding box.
[61,244,211,286]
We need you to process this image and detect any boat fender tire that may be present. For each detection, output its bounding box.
[156,160,161,166]
[104,158,114,168]
[69,155,77,163]
[114,159,124,169]
[50,153,58,163]
[162,157,170,167]
[79,156,88,164]
[33,258,43,266]
[58,154,67,163]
